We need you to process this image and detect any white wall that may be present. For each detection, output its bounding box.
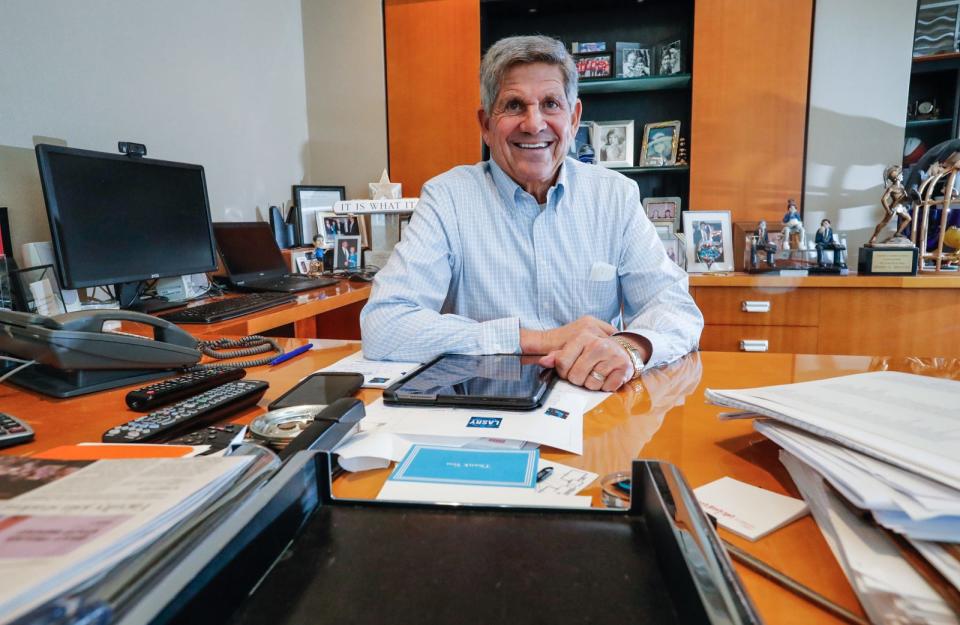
[301,0,388,200]
[0,0,311,262]
[804,0,919,253]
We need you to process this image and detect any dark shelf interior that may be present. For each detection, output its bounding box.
[481,0,695,210]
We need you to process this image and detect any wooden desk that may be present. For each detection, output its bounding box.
[169,281,371,340]
[689,272,960,357]
[5,346,950,624]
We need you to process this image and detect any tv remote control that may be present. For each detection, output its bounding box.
[104,380,269,443]
[167,424,246,454]
[125,367,246,411]
[0,413,35,449]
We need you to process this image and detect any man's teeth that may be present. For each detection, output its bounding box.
[517,142,548,149]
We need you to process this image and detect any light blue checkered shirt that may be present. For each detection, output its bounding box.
[360,157,702,366]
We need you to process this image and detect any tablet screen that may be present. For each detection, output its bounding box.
[387,354,554,406]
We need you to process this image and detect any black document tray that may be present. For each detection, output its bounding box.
[127,453,760,625]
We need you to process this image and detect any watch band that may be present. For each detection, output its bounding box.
[612,336,645,380]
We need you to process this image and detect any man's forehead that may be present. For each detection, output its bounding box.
[496,64,566,98]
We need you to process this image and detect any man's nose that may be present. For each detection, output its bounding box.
[518,104,546,134]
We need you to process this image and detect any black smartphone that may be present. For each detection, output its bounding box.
[268,372,364,411]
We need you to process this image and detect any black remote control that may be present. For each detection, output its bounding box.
[167,423,246,454]
[104,380,269,443]
[0,413,35,449]
[125,367,246,411]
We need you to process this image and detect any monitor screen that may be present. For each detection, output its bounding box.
[35,145,218,289]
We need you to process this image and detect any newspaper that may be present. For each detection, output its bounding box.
[0,456,252,624]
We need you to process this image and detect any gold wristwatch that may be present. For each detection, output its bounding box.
[612,336,645,380]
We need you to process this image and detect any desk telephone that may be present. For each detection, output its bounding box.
[0,309,201,397]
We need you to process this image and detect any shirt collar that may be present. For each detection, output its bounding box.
[487,157,569,211]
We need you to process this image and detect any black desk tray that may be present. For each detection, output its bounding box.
[123,453,761,625]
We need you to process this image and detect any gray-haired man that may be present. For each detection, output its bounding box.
[361,35,702,391]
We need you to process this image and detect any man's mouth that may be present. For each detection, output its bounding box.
[512,141,552,150]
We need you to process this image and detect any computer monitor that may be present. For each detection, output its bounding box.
[35,144,218,311]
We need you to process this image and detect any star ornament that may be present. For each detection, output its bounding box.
[369,169,402,200]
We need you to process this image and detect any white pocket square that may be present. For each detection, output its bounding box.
[588,261,616,282]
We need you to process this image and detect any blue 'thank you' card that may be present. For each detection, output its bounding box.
[389,446,539,488]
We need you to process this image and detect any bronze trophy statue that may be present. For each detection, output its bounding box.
[859,165,919,275]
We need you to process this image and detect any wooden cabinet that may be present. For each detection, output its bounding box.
[690,274,960,357]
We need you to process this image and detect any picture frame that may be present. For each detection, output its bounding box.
[640,121,681,166]
[290,250,313,274]
[615,42,652,78]
[317,212,368,250]
[333,235,362,270]
[656,39,683,75]
[574,53,613,80]
[683,210,734,273]
[292,185,346,247]
[590,120,634,168]
[654,222,674,240]
[643,196,682,232]
[660,236,682,267]
[569,121,594,157]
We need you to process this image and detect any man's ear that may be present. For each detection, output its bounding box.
[478,108,491,146]
[569,99,583,137]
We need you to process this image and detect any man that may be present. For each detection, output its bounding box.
[753,220,776,267]
[361,35,702,391]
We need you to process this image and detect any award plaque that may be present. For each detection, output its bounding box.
[857,246,918,275]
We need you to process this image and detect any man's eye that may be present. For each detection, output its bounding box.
[543,99,561,110]
[503,100,524,112]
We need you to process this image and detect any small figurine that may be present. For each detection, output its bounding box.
[751,219,777,267]
[814,219,845,266]
[310,233,326,274]
[676,137,688,166]
[780,199,805,251]
[870,165,913,246]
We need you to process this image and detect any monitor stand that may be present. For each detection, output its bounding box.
[115,281,187,315]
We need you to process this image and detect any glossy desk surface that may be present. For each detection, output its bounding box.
[4,344,953,624]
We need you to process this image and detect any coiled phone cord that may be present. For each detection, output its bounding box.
[194,336,284,369]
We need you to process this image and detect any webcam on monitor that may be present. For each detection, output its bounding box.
[118,141,147,158]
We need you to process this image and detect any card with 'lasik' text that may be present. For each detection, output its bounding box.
[389,446,539,488]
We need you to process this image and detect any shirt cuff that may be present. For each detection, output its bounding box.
[479,316,521,354]
[615,329,668,368]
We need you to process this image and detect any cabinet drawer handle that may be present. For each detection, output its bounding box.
[741,300,771,313]
[740,339,769,352]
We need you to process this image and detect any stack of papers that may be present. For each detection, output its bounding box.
[707,371,960,623]
[318,351,420,388]
[0,455,253,623]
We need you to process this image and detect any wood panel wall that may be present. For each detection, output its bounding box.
[689,0,814,223]
[384,0,481,197]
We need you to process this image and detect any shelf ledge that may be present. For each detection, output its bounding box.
[579,74,691,94]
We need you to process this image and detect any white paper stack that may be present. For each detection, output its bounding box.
[707,371,960,622]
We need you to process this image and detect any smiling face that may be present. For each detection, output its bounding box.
[478,62,581,203]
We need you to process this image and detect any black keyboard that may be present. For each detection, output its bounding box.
[159,293,297,324]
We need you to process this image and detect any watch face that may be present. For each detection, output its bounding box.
[919,101,935,115]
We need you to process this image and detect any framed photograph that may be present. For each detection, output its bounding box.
[292,185,345,247]
[640,121,681,166]
[654,222,674,240]
[334,235,362,270]
[660,236,682,267]
[574,53,612,79]
[572,41,606,53]
[295,254,311,275]
[615,42,651,78]
[683,210,734,273]
[656,39,683,75]
[590,120,634,168]
[569,121,594,157]
[317,213,368,249]
[643,196,681,232]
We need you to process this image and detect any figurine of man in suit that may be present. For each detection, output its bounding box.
[752,220,777,267]
[815,219,844,266]
[781,199,805,251]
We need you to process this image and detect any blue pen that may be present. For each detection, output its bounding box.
[269,343,313,366]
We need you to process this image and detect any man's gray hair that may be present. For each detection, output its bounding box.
[480,35,578,114]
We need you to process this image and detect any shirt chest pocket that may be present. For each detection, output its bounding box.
[570,271,619,321]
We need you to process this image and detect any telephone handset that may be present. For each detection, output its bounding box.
[0,308,201,370]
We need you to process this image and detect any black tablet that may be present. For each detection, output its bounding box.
[382,354,556,410]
